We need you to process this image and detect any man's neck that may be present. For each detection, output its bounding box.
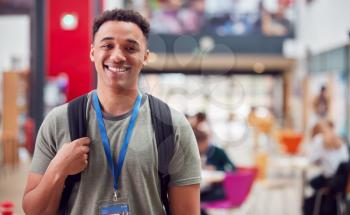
[96,87,139,117]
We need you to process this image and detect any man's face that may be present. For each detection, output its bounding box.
[90,21,149,91]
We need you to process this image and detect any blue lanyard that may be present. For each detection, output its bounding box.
[92,91,142,196]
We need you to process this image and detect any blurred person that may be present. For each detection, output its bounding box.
[195,128,235,172]
[307,120,348,177]
[150,0,185,34]
[192,112,211,134]
[257,1,291,36]
[313,85,330,119]
[193,128,235,215]
[248,106,275,151]
[22,9,201,215]
[303,120,349,215]
[177,0,205,33]
[247,106,258,127]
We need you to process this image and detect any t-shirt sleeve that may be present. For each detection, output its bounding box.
[168,109,201,187]
[30,105,68,174]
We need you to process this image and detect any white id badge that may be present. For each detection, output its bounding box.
[98,198,130,215]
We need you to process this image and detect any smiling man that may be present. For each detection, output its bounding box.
[23,9,201,215]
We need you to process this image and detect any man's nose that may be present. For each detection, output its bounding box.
[110,47,126,62]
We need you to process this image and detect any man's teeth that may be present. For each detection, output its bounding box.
[106,66,128,73]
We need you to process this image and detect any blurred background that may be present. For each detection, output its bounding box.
[0,0,350,214]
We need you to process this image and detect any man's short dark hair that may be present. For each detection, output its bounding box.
[93,9,150,40]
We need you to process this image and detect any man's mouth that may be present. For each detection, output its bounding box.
[104,65,130,73]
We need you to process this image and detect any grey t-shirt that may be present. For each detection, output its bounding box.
[31,92,201,215]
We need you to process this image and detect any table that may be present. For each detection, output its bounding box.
[201,169,225,189]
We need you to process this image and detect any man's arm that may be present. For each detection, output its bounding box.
[22,137,90,215]
[168,184,200,215]
[23,168,66,214]
[167,110,201,215]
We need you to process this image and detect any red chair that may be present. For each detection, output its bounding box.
[279,132,303,155]
[201,170,256,212]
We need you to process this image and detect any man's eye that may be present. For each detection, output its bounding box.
[126,47,137,52]
[101,44,113,49]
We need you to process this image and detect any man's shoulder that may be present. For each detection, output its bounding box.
[45,103,69,121]
[37,103,69,141]
[145,94,188,126]
[40,103,70,132]
[46,92,92,121]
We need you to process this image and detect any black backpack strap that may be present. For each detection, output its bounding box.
[58,94,88,214]
[147,94,175,215]
[67,94,88,140]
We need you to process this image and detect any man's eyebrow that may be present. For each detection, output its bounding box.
[99,37,140,46]
[126,39,140,46]
[100,37,114,42]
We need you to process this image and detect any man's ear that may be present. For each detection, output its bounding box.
[143,49,150,66]
[90,44,94,62]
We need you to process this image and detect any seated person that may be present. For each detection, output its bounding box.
[193,128,236,215]
[303,120,349,215]
[195,128,236,172]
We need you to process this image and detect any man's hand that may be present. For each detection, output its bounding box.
[23,137,91,215]
[51,137,91,176]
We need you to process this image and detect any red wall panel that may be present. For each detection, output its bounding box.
[46,0,96,101]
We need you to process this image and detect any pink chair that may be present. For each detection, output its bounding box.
[201,170,256,212]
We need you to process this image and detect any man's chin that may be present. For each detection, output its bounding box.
[105,82,137,91]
